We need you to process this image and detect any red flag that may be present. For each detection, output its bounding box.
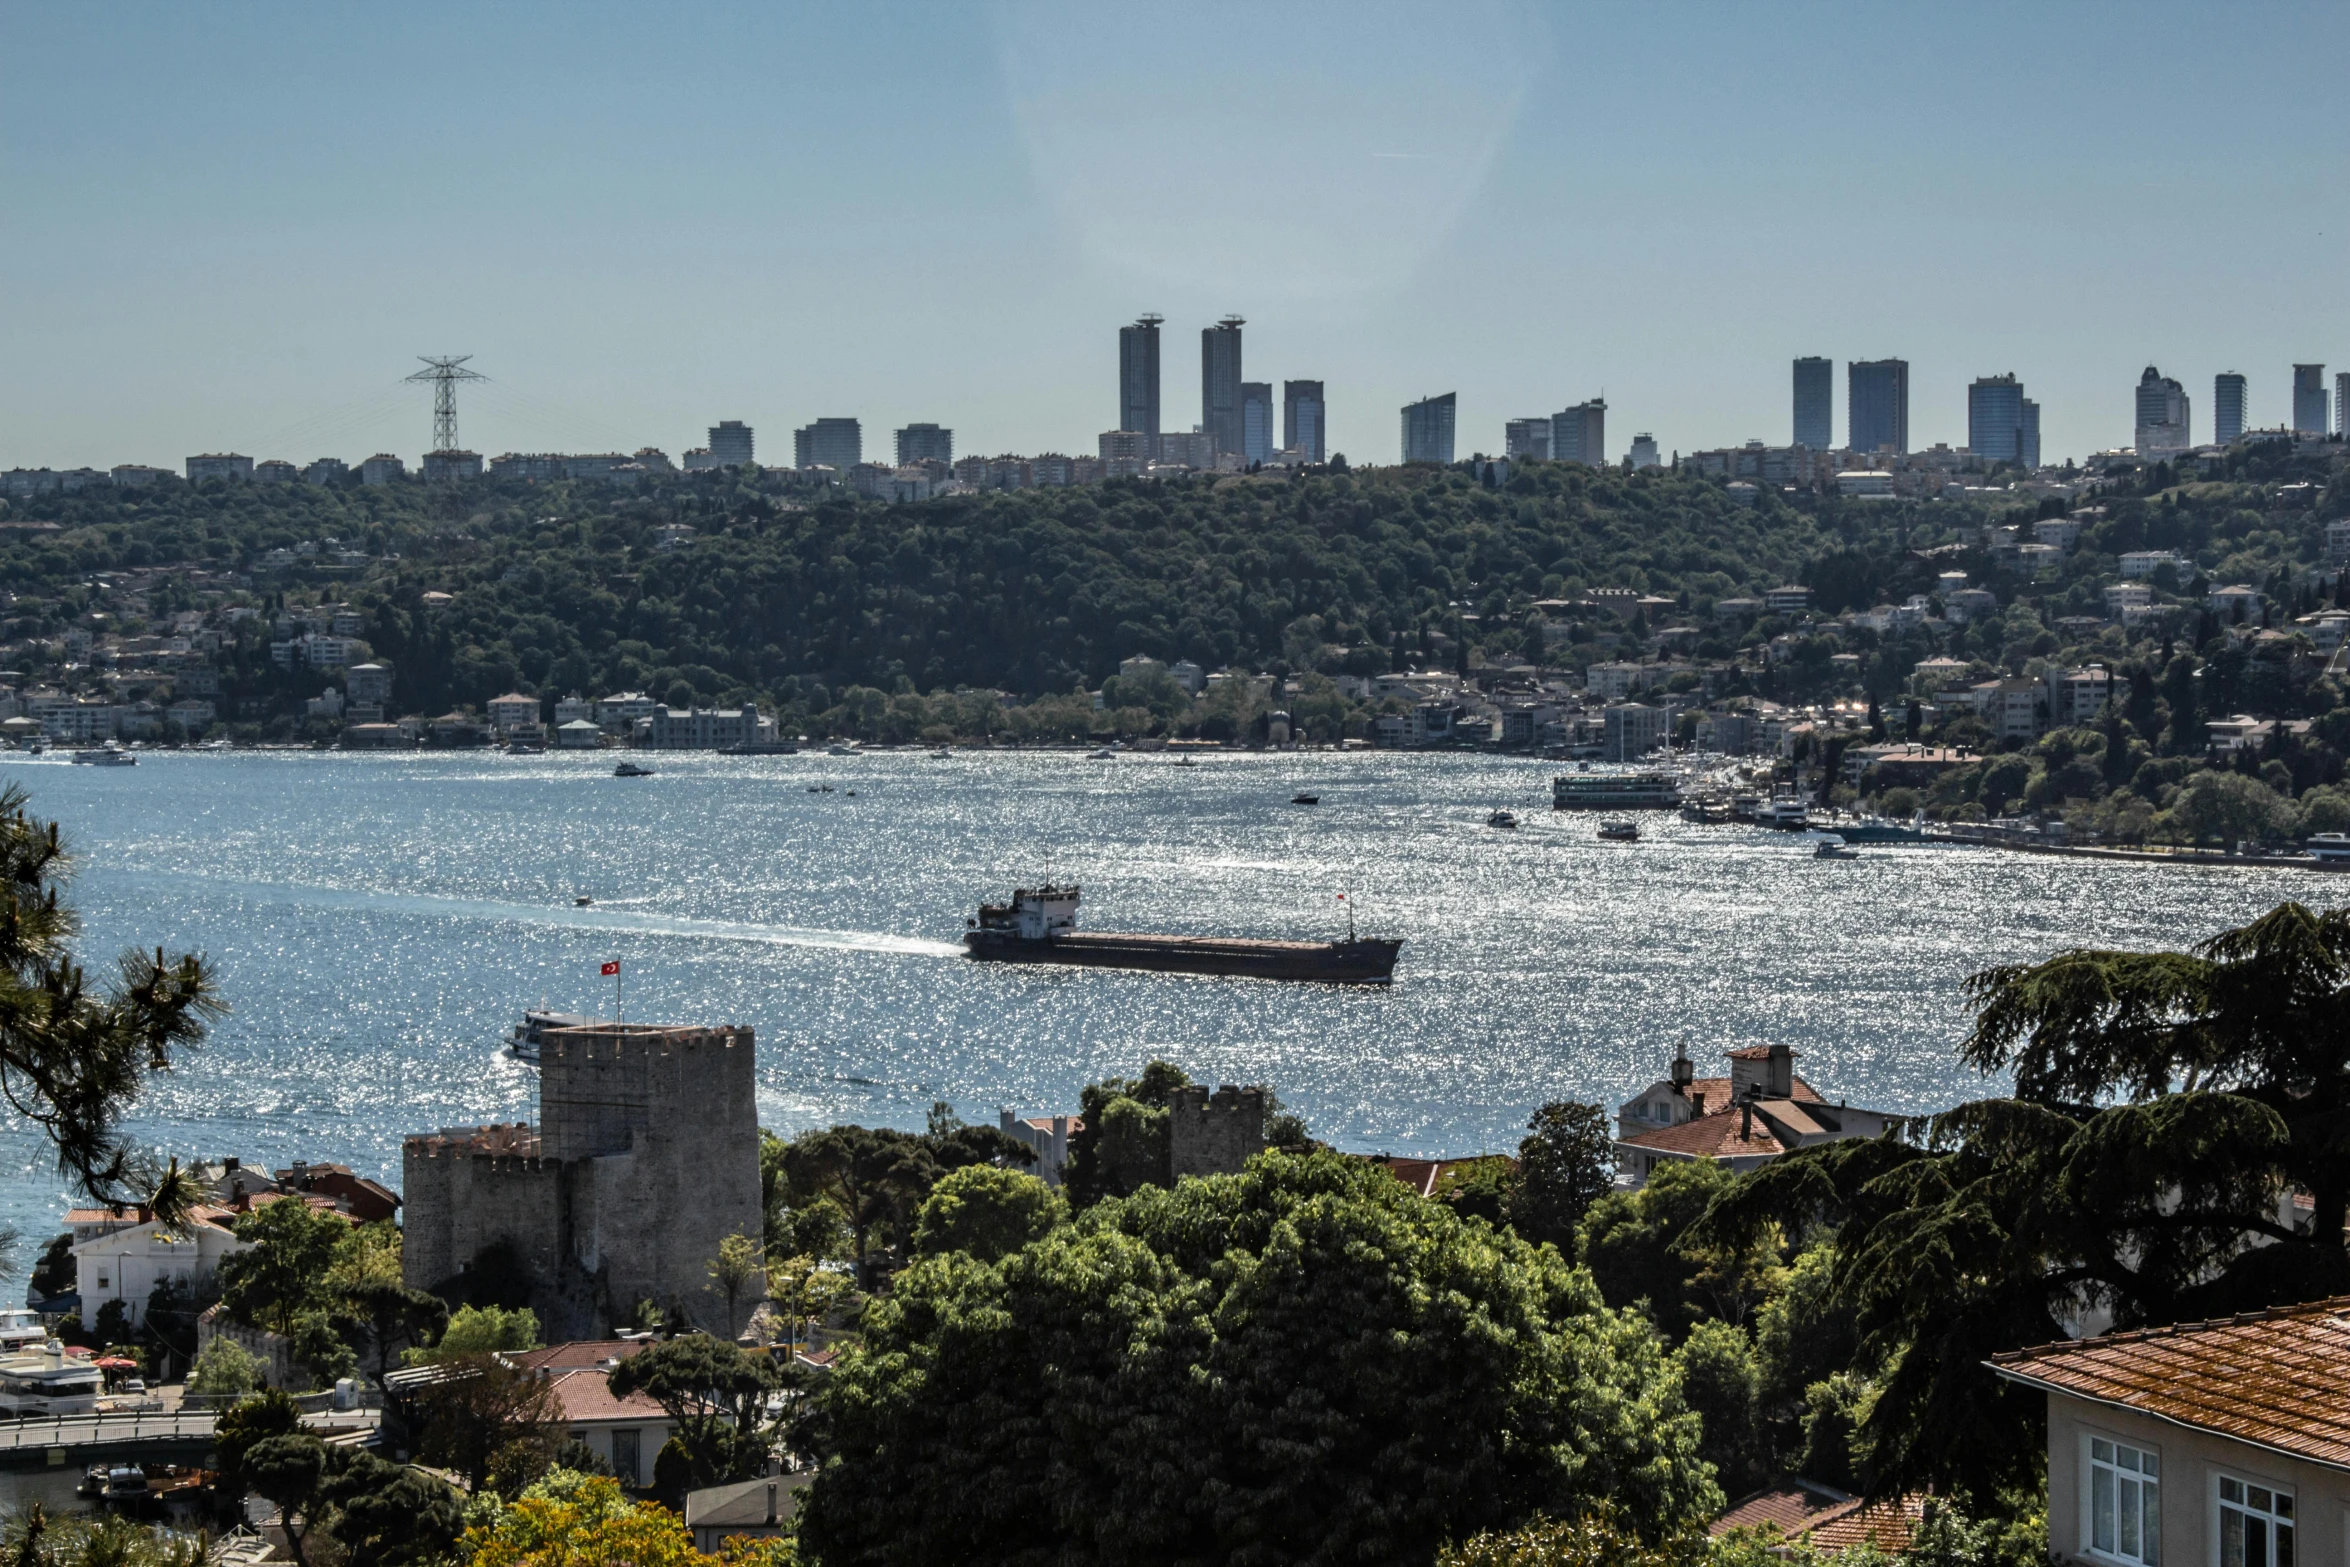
[1336,893,1346,900]
[601,961,620,976]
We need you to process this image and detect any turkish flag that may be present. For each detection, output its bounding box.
[600,961,620,976]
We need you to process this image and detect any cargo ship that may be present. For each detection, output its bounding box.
[963,884,1401,983]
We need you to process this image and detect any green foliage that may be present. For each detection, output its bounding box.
[907,1165,1066,1263]
[1059,1059,1191,1208]
[243,1433,328,1566]
[1797,1372,1874,1493]
[218,1197,350,1336]
[214,1388,304,1495]
[1577,1159,1780,1341]
[1,1509,207,1567]
[799,1149,1721,1566]
[1674,1320,1765,1497]
[1437,1514,1717,1567]
[186,1336,261,1397]
[608,1336,783,1498]
[318,1450,468,1567]
[1432,1156,1515,1226]
[410,1302,541,1363]
[774,1113,1035,1284]
[1505,1100,1615,1249]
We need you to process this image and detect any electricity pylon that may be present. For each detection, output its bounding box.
[406,356,487,452]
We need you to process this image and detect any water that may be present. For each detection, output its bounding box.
[0,749,2322,1244]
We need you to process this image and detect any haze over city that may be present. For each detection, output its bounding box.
[5,0,2346,470]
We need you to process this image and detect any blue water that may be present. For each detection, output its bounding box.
[0,749,2321,1244]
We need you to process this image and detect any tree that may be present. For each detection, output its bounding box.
[1431,1156,1514,1226]
[340,1280,447,1384]
[214,1388,304,1496]
[463,1474,706,1567]
[218,1197,349,1335]
[318,1449,467,1567]
[0,787,223,1212]
[1577,1159,1780,1340]
[607,1335,783,1497]
[243,1433,328,1567]
[1505,1101,1614,1249]
[1437,1514,1714,1567]
[1059,1059,1191,1208]
[773,1115,1029,1287]
[908,1166,1065,1263]
[1674,1320,1764,1497]
[707,1233,765,1339]
[765,1256,849,1358]
[799,1150,1719,1567]
[414,1355,567,1493]
[187,1336,261,1399]
[408,1302,540,1364]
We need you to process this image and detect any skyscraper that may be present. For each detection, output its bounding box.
[2338,373,2350,439]
[708,420,754,466]
[794,418,861,470]
[1792,357,1833,449]
[1240,381,1274,463]
[1283,381,1325,462]
[1551,400,1606,466]
[1967,374,2026,465]
[1847,360,1909,455]
[1504,418,1549,460]
[1628,433,1661,470]
[1201,316,1245,456]
[895,423,952,465]
[2134,367,2189,455]
[1119,315,1162,450]
[2020,399,2041,470]
[2294,364,2328,435]
[2214,373,2248,444]
[1400,394,1456,464]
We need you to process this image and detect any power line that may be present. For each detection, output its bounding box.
[404,355,488,452]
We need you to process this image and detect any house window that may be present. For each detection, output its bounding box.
[611,1429,640,1486]
[2087,1437,2159,1565]
[2217,1475,2292,1567]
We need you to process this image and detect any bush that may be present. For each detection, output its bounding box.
[187,1337,262,1398]
[908,1166,1065,1263]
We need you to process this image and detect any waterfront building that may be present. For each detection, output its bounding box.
[895,422,952,465]
[2214,372,2248,444]
[648,704,776,749]
[1793,357,1833,449]
[185,453,254,483]
[1283,380,1325,462]
[1613,1043,1900,1189]
[794,418,861,471]
[1504,418,1550,460]
[1119,315,1162,448]
[1968,374,2027,465]
[1629,433,1660,469]
[595,691,658,730]
[1551,399,1606,466]
[2294,364,2328,435]
[1240,381,1274,463]
[1400,393,1456,464]
[2135,366,2191,455]
[1201,316,1245,456]
[70,1201,259,1331]
[1848,359,1909,454]
[487,692,540,733]
[1602,701,1666,761]
[707,420,754,467]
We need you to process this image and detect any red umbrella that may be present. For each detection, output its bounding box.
[91,1357,137,1370]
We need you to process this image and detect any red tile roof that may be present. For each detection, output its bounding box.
[1375,1155,1515,1199]
[405,1123,543,1157]
[1713,1481,1851,1536]
[509,1340,647,1372]
[1989,1296,2350,1471]
[1713,1485,1921,1555]
[1679,1074,1826,1109]
[542,1366,671,1426]
[1620,1109,1784,1158]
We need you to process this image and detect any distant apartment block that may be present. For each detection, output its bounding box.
[1240,381,1274,463]
[2214,372,2248,444]
[1551,400,1606,466]
[1792,357,1833,449]
[1400,393,1456,464]
[360,454,405,486]
[1283,380,1325,463]
[708,421,754,466]
[1847,360,1909,454]
[1201,317,1245,456]
[1504,418,1550,460]
[186,454,254,483]
[421,450,482,482]
[2295,364,2329,435]
[895,423,952,465]
[2135,366,2191,455]
[2338,374,2350,438]
[794,418,861,471]
[1120,315,1162,448]
[254,459,298,483]
[111,465,170,487]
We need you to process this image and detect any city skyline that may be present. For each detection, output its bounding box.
[3,2,2346,468]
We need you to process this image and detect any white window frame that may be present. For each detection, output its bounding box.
[2213,1470,2294,1567]
[2081,1431,2161,1567]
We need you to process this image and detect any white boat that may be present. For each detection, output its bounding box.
[612,761,653,778]
[1760,798,1811,830]
[506,1010,605,1063]
[2309,833,2350,863]
[1087,748,1116,760]
[1813,834,1859,860]
[1487,810,1518,829]
[1598,820,1640,841]
[0,1309,47,1354]
[1552,769,1680,810]
[827,744,861,757]
[70,745,135,767]
[0,1343,101,1417]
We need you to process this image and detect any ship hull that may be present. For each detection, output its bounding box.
[964,930,1401,983]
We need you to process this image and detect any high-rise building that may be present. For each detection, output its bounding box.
[1628,433,1660,470]
[707,421,754,466]
[1551,400,1606,466]
[1283,381,1326,463]
[2337,373,2350,439]
[1848,360,1909,454]
[1400,394,1456,464]
[1240,381,1274,463]
[1792,357,1833,449]
[794,418,861,470]
[1201,316,1245,456]
[1504,418,1549,460]
[2214,373,2248,445]
[2020,399,2041,470]
[2134,367,2190,455]
[1119,316,1162,448]
[1968,374,2026,465]
[2294,364,2328,435]
[895,423,952,465]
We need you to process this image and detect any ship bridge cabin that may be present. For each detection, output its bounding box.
[1613,1043,1902,1189]
[973,885,1080,941]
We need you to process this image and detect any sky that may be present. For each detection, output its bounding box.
[3,0,2347,471]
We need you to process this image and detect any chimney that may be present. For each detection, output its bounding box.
[1766,1043,1794,1099]
[765,1482,778,1525]
[1690,1091,1706,1117]
[1741,1100,1753,1140]
[222,1156,239,1173]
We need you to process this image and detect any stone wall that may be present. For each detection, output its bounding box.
[1167,1084,1265,1180]
[399,1135,563,1301]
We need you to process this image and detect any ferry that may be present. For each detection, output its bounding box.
[0,1342,101,1417]
[2308,833,2350,863]
[71,745,136,767]
[964,884,1400,983]
[1552,769,1681,810]
[505,1010,605,1063]
[1759,798,1812,830]
[0,1309,47,1354]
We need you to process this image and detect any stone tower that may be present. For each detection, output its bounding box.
[1167,1084,1266,1180]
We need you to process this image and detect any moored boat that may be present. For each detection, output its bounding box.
[505,1010,606,1063]
[1552,768,1679,810]
[963,884,1400,983]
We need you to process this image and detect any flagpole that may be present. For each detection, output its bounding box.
[616,962,624,1025]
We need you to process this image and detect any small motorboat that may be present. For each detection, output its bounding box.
[930,749,953,759]
[1598,820,1640,841]
[612,761,653,777]
[1813,834,1859,860]
[71,745,136,766]
[1291,793,1320,805]
[1487,810,1518,829]
[574,896,592,907]
[827,744,861,756]
[1087,748,1116,760]
[1172,756,1198,768]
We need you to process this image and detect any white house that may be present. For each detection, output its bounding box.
[509,1342,677,1489]
[69,1204,250,1330]
[487,693,541,733]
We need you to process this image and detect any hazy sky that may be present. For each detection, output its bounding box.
[4,1,2346,470]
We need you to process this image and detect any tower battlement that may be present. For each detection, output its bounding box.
[1168,1083,1266,1179]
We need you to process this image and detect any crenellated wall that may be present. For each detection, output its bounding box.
[1167,1084,1266,1180]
